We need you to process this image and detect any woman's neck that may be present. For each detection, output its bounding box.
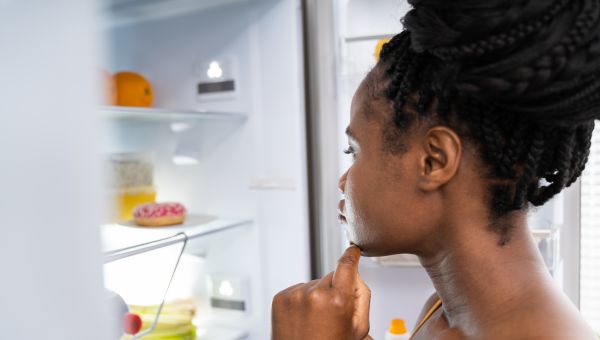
[419,211,556,335]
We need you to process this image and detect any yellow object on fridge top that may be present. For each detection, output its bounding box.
[375,38,391,60]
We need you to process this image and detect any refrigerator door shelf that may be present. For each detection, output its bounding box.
[365,228,559,269]
[369,254,421,267]
[102,106,246,124]
[531,227,559,275]
[104,0,250,27]
[102,215,252,261]
[344,33,395,43]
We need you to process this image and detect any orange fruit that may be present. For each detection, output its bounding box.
[114,71,154,107]
[100,69,117,105]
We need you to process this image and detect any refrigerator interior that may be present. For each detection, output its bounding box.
[100,0,309,338]
[333,0,580,337]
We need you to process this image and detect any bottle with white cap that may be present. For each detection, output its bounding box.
[385,318,411,340]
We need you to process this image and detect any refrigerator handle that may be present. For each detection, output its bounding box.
[302,0,345,278]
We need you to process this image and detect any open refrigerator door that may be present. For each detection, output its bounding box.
[0,1,112,339]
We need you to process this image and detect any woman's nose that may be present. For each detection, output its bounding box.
[338,170,348,193]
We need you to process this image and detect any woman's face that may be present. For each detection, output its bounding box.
[338,68,445,257]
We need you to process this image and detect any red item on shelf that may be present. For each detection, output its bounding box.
[123,313,142,335]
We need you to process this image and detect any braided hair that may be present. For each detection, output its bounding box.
[378,0,600,242]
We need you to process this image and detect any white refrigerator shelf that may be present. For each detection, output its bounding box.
[104,0,250,27]
[101,106,246,123]
[102,215,251,262]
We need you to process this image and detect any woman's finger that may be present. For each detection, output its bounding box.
[353,273,371,327]
[315,271,335,288]
[332,245,361,293]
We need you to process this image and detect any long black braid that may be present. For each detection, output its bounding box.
[378,0,600,241]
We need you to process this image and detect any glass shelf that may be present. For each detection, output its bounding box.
[102,215,251,262]
[101,106,246,124]
[343,33,394,43]
[366,228,559,269]
[104,0,250,27]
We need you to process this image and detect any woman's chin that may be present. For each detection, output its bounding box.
[345,227,400,256]
[350,241,386,257]
[351,241,413,257]
[358,248,388,257]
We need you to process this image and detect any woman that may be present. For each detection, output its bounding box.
[272,0,600,339]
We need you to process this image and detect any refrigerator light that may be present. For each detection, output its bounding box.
[207,61,223,79]
[195,57,238,101]
[218,280,235,297]
[209,275,247,312]
[172,155,200,165]
[170,122,193,133]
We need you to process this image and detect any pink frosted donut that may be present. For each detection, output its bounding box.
[133,202,186,227]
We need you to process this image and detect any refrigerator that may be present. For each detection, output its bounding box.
[2,0,598,339]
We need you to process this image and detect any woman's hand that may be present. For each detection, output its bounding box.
[271,245,371,340]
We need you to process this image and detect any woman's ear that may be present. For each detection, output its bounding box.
[417,126,462,192]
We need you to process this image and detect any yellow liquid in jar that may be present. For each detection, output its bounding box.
[114,188,157,221]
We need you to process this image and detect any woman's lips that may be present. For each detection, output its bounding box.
[338,200,347,224]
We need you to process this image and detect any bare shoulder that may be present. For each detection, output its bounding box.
[521,296,597,340]
[486,298,598,340]
[508,317,598,340]
[499,329,597,340]
[412,292,598,340]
